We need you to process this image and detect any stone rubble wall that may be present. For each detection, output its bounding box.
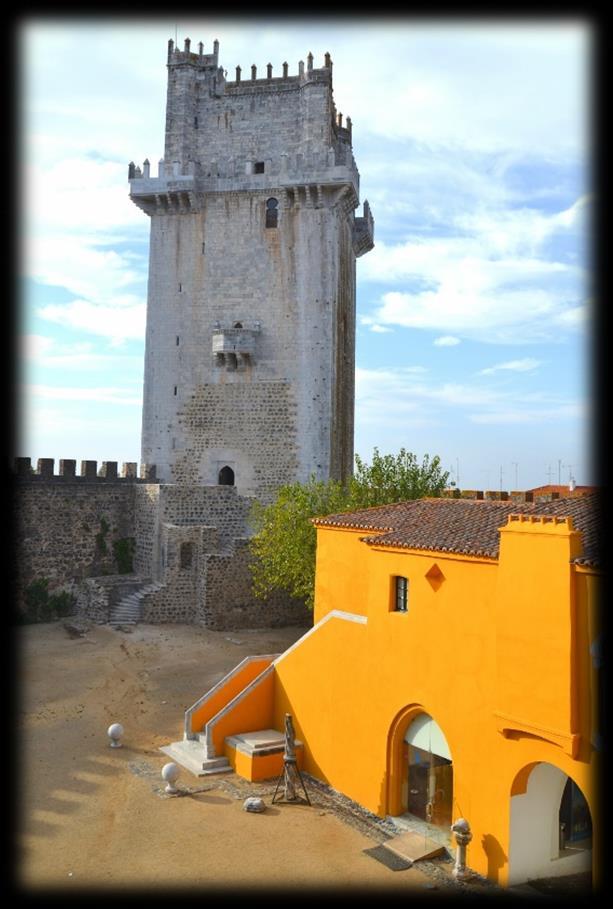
[14,479,137,613]
[201,538,310,630]
[75,576,150,625]
[14,476,309,630]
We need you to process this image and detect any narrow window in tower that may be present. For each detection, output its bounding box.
[176,336,180,345]
[180,542,194,569]
[174,386,177,396]
[194,116,198,128]
[266,197,278,228]
[178,283,182,292]
[202,242,205,254]
[218,466,235,486]
[254,161,265,173]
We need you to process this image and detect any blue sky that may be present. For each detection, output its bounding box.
[18,16,592,490]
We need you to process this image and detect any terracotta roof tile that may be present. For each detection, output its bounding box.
[313,494,602,566]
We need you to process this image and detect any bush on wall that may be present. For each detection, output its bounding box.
[20,578,77,624]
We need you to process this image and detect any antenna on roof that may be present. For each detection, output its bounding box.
[512,461,518,490]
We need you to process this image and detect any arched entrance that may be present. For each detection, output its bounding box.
[387,706,453,830]
[508,762,592,886]
[404,713,453,830]
[218,465,235,486]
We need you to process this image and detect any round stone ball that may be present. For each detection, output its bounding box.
[107,723,124,741]
[243,796,266,813]
[162,762,180,784]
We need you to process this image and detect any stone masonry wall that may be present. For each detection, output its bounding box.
[201,539,311,630]
[14,479,137,612]
[134,483,161,578]
[14,474,310,630]
[172,381,299,501]
[76,576,149,624]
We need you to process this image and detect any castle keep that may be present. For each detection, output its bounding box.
[130,39,374,498]
[15,39,373,628]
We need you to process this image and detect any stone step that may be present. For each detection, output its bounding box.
[160,740,233,777]
[108,579,166,626]
[380,830,447,865]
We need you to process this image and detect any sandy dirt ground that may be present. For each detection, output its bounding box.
[14,620,505,898]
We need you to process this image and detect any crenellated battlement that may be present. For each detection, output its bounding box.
[167,37,220,69]
[12,457,158,482]
[441,488,589,503]
[225,50,333,88]
[167,37,334,87]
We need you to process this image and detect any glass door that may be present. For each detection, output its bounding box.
[407,744,453,830]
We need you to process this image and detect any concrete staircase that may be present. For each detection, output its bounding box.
[109,579,165,626]
[160,734,233,776]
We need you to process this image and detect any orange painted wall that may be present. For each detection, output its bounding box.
[313,525,384,625]
[270,519,600,886]
[187,657,274,735]
[226,744,304,781]
[209,670,275,756]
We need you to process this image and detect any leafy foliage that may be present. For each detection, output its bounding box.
[250,477,348,609]
[113,537,136,574]
[350,448,449,508]
[21,579,77,624]
[95,517,110,554]
[250,448,449,609]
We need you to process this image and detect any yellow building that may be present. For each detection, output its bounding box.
[164,494,601,888]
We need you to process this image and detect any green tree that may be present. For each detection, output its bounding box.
[250,449,449,609]
[350,448,449,508]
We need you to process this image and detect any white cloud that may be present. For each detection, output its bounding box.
[334,22,588,156]
[25,384,142,406]
[469,403,582,424]
[369,324,393,334]
[478,358,542,376]
[21,334,54,359]
[20,334,142,369]
[355,366,583,429]
[358,196,588,343]
[37,299,146,344]
[434,336,461,347]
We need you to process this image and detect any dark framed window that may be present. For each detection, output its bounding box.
[254,161,265,173]
[395,576,408,612]
[265,197,278,228]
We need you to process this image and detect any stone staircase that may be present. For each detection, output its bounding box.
[109,579,165,626]
[160,733,233,776]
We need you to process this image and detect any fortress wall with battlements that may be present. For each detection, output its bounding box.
[13,458,156,610]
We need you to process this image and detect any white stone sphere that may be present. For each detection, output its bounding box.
[162,762,180,784]
[107,723,124,741]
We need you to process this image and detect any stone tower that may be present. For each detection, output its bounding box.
[129,39,374,501]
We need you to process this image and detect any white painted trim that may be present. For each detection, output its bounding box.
[204,664,275,757]
[273,609,367,667]
[183,654,279,738]
[200,611,368,755]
